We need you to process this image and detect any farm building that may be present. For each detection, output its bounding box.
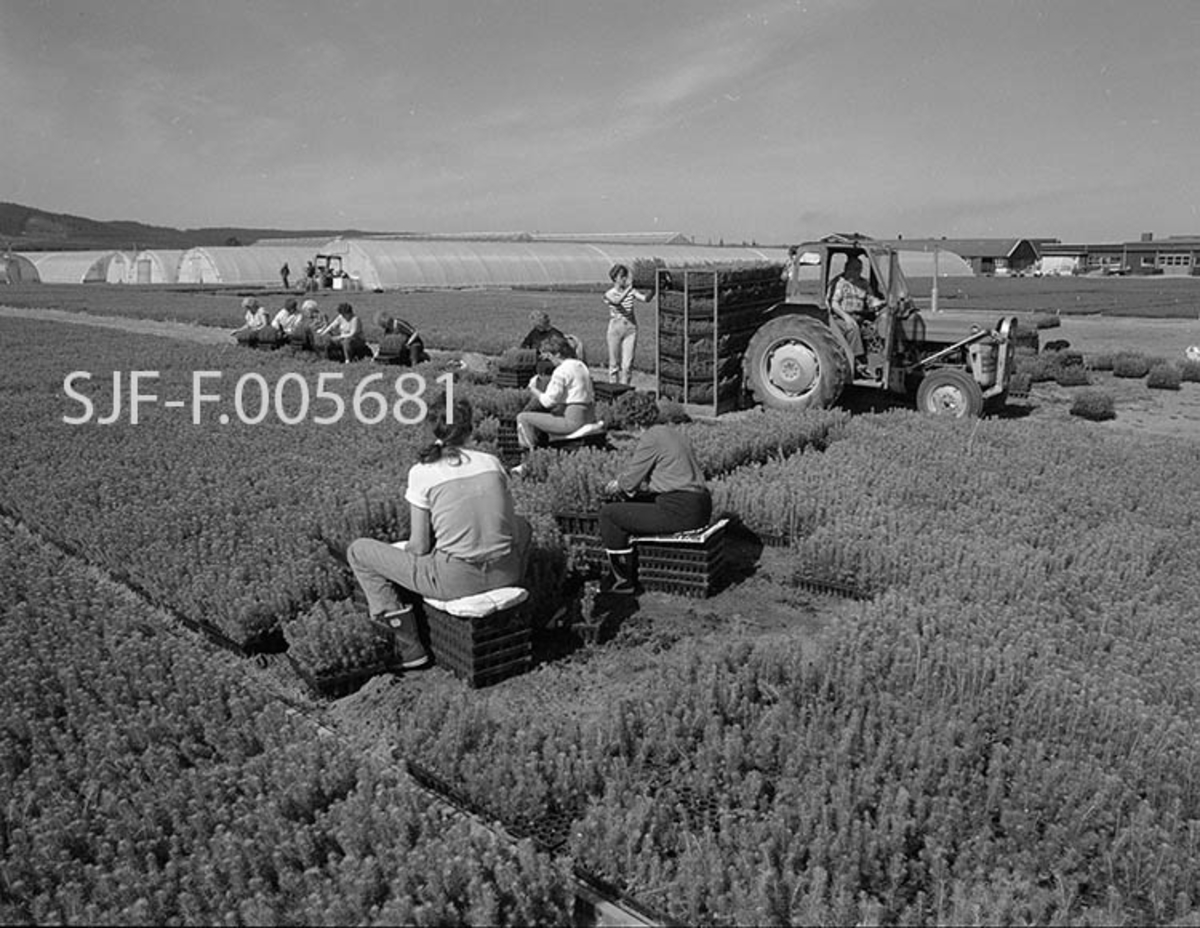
[131,249,185,284]
[175,246,325,286]
[885,238,1048,276]
[3,253,40,283]
[1040,233,1200,276]
[24,251,117,284]
[316,238,783,290]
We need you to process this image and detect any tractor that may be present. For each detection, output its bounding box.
[744,233,1019,417]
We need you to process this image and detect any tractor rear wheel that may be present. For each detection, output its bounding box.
[744,315,849,412]
[915,368,984,418]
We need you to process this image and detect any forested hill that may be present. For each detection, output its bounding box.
[0,202,368,251]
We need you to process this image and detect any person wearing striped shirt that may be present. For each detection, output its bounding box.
[603,263,652,385]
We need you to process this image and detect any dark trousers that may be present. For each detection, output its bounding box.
[599,489,711,550]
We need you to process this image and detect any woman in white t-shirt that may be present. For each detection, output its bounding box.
[319,302,368,363]
[347,395,531,668]
[230,296,270,342]
[515,332,597,451]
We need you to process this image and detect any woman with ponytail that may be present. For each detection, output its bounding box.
[347,393,531,668]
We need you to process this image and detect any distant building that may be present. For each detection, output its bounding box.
[885,238,1050,276]
[1039,233,1200,276]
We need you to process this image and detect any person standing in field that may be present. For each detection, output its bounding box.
[781,245,807,302]
[604,263,651,385]
[280,262,291,289]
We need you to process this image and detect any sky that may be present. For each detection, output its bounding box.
[3,0,1199,245]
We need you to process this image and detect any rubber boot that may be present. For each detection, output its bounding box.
[605,549,638,595]
[379,604,430,669]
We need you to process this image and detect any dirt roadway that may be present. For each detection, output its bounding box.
[4,304,1199,440]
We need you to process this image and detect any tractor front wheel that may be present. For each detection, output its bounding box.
[915,368,984,418]
[744,315,849,412]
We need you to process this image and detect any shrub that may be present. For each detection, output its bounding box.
[658,399,691,424]
[1147,362,1182,390]
[1055,365,1091,387]
[1070,390,1116,421]
[1022,354,1061,383]
[1089,353,1115,371]
[1032,311,1061,329]
[1181,359,1200,383]
[1112,353,1150,378]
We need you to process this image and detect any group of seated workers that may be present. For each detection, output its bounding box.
[231,298,424,365]
[344,388,712,668]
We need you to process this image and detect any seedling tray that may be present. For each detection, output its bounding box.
[287,654,390,699]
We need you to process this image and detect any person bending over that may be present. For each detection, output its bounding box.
[347,395,532,668]
[515,332,597,452]
[230,297,269,342]
[598,392,711,593]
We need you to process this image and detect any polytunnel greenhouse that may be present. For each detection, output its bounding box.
[105,252,135,284]
[3,253,40,283]
[25,251,117,284]
[319,238,786,290]
[175,246,324,286]
[131,249,185,284]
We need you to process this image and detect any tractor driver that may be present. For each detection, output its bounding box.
[829,254,885,376]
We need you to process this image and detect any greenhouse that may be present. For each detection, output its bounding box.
[24,251,117,284]
[105,252,135,284]
[131,249,186,284]
[175,246,323,286]
[3,253,40,284]
[320,238,785,290]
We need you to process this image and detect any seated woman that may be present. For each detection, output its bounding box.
[230,297,269,344]
[598,392,711,593]
[375,313,428,366]
[346,395,532,668]
[319,302,370,363]
[515,332,597,452]
[520,310,565,376]
[271,297,304,337]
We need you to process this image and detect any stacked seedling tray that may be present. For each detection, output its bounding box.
[592,381,636,403]
[633,519,729,598]
[425,600,532,688]
[555,511,606,574]
[656,265,784,417]
[496,417,522,465]
[288,655,392,699]
[496,348,539,389]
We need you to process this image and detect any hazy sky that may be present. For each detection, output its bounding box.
[3,0,1198,244]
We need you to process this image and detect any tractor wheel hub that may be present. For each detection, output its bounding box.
[767,342,820,395]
